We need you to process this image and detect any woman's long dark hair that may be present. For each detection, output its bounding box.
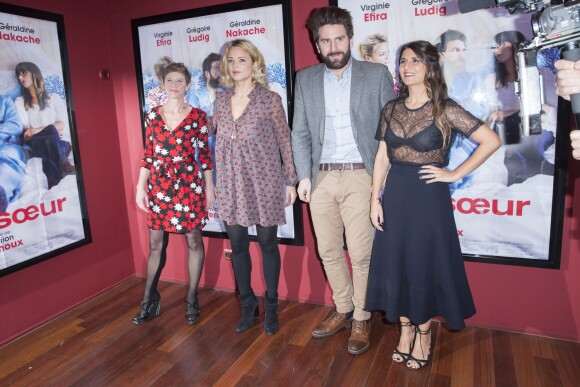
[493,31,526,88]
[397,40,451,146]
[15,62,48,110]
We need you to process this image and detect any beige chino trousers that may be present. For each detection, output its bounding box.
[310,169,374,321]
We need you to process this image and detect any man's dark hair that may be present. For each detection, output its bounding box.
[437,30,466,53]
[306,6,353,43]
[202,53,222,74]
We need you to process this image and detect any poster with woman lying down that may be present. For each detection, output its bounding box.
[0,4,90,277]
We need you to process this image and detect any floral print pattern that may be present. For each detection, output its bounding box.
[141,107,212,232]
[212,87,297,227]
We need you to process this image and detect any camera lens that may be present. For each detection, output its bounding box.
[531,13,542,36]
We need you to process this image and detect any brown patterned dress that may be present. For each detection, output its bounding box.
[212,87,297,227]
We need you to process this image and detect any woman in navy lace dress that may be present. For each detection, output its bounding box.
[365,41,501,370]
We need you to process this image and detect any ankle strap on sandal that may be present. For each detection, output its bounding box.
[400,321,413,327]
[416,328,431,335]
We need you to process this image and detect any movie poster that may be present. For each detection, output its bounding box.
[0,5,90,276]
[133,1,299,242]
[335,0,562,264]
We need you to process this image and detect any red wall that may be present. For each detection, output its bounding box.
[0,0,135,345]
[1,0,579,345]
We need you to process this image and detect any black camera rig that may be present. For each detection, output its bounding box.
[460,0,580,135]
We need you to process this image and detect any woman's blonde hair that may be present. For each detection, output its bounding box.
[220,39,268,88]
[359,33,388,59]
[154,56,173,81]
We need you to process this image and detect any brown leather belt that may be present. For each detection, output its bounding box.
[319,162,366,172]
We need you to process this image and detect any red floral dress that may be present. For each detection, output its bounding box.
[141,107,213,233]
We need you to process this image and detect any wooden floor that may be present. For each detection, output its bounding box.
[1,277,578,387]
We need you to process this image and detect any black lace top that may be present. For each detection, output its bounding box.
[376,97,483,166]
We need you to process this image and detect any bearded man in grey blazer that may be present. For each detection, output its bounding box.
[291,6,396,355]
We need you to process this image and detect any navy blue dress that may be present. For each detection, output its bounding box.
[365,98,481,330]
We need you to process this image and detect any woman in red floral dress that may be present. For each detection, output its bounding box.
[133,62,214,325]
[212,40,297,335]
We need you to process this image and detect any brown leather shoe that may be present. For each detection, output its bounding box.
[311,311,352,338]
[347,319,371,355]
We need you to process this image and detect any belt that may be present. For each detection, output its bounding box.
[319,162,365,172]
[154,158,194,166]
[155,158,194,181]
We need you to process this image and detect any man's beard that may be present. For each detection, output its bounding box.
[208,75,220,89]
[444,59,465,76]
[321,48,351,70]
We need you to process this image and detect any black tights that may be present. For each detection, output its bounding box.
[141,229,205,304]
[224,223,280,299]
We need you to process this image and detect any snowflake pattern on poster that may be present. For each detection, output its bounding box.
[190,69,203,91]
[44,74,66,100]
[267,62,286,90]
[538,47,560,75]
[143,76,157,99]
[141,107,212,232]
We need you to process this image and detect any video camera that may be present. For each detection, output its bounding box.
[459,0,580,135]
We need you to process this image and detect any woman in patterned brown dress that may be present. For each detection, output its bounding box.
[133,63,214,325]
[212,40,297,335]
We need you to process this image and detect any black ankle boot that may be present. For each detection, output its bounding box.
[132,292,161,325]
[264,293,279,335]
[185,297,200,325]
[235,291,259,333]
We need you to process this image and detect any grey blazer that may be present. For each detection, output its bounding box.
[291,59,397,190]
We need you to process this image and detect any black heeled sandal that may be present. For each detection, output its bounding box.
[132,293,161,325]
[392,321,414,363]
[407,327,432,370]
[185,298,200,325]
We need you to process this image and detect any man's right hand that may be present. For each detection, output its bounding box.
[297,178,312,203]
[555,59,580,100]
